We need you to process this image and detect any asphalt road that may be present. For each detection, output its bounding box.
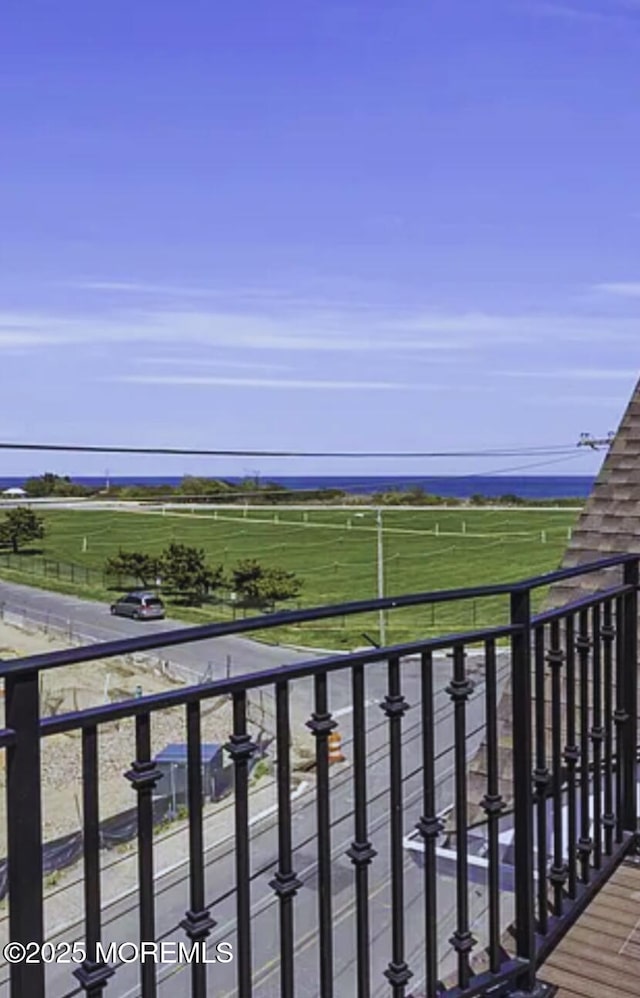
[0,578,316,678]
[0,579,507,998]
[0,577,402,756]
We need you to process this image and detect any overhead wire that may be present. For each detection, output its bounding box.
[0,440,581,458]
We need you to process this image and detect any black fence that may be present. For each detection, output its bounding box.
[0,550,126,589]
[0,550,164,596]
[0,555,638,997]
[0,549,532,631]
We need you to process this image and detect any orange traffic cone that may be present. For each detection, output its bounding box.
[328,730,345,764]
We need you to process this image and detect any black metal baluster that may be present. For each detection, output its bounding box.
[590,605,603,870]
[447,644,475,990]
[510,586,536,993]
[347,665,376,998]
[576,610,592,885]
[620,560,639,834]
[533,625,549,935]
[307,672,335,998]
[270,681,302,998]
[614,595,625,845]
[546,620,567,918]
[563,614,578,900]
[125,713,161,998]
[74,727,114,996]
[382,655,412,996]
[480,638,505,974]
[5,670,45,998]
[227,691,258,998]
[601,601,616,857]
[180,702,215,998]
[417,651,443,997]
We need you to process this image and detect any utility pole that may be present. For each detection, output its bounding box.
[376,507,386,646]
[243,467,260,489]
[577,431,615,450]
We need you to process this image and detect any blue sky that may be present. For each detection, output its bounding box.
[1,0,639,479]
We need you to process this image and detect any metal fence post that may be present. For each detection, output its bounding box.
[621,559,638,834]
[510,585,537,991]
[5,669,45,997]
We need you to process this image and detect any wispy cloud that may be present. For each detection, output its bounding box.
[522,1,640,24]
[73,280,311,303]
[1,305,639,355]
[73,280,223,297]
[111,374,421,391]
[593,282,640,298]
[528,3,610,23]
[0,309,480,353]
[139,357,290,372]
[389,310,640,344]
[526,394,629,406]
[68,280,395,312]
[494,368,637,381]
[0,331,69,348]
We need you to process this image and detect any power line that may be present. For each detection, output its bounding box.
[0,440,580,459]
[454,450,590,478]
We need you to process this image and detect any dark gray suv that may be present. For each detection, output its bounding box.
[110,592,165,620]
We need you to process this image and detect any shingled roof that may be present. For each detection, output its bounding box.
[547,374,640,606]
[466,377,640,818]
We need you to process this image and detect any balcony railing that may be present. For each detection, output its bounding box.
[0,555,638,997]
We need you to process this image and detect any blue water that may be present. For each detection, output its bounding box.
[0,475,594,499]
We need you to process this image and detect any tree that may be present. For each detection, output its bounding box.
[0,507,46,553]
[497,494,524,506]
[405,486,428,504]
[258,567,302,604]
[231,559,302,607]
[176,476,234,499]
[161,543,224,604]
[104,551,163,588]
[231,559,264,601]
[23,473,92,497]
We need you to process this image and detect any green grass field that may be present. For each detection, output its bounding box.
[0,505,581,648]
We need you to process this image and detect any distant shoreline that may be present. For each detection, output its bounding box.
[0,474,594,501]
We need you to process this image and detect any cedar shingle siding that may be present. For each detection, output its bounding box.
[548,377,640,606]
[466,378,639,817]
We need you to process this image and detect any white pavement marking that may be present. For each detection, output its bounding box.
[332,698,379,719]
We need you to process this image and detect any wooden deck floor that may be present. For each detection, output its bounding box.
[539,857,640,998]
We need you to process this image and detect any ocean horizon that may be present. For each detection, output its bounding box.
[0,474,594,499]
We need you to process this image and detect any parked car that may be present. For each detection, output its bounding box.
[110,592,165,620]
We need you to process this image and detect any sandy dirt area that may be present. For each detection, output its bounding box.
[0,620,237,852]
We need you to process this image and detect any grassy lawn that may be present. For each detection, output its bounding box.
[0,506,581,649]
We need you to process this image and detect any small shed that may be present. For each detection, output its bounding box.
[154,742,232,809]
